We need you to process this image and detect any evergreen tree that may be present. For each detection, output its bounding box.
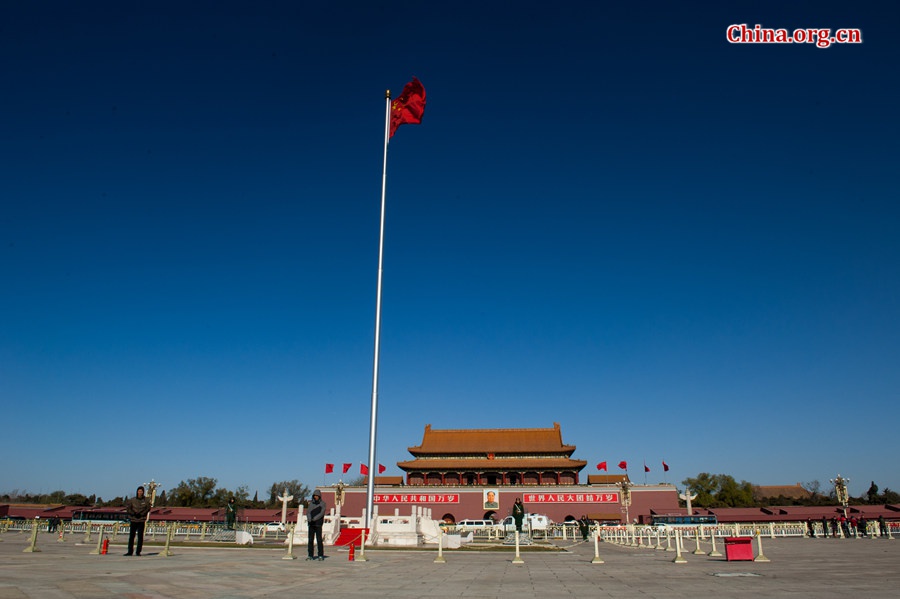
[867,481,879,504]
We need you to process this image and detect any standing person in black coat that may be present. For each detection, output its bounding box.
[579,515,591,541]
[125,486,151,556]
[306,490,326,561]
[512,498,525,533]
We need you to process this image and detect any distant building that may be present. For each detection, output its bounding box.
[323,423,678,523]
[397,422,587,486]
[753,483,811,502]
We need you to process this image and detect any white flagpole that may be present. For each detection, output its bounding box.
[365,90,392,530]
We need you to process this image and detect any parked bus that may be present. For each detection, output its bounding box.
[650,514,717,526]
[71,509,129,523]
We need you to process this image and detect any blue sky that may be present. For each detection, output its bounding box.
[2,1,897,502]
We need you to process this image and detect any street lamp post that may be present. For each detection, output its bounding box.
[618,481,633,524]
[830,475,850,519]
[144,480,160,528]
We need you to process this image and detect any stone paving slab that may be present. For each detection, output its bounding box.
[0,534,898,598]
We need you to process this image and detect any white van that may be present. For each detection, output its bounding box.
[500,514,550,532]
[455,519,500,533]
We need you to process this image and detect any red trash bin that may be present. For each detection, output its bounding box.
[723,536,754,561]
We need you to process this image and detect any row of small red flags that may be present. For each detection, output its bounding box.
[597,461,670,473]
[327,461,670,474]
[325,463,387,475]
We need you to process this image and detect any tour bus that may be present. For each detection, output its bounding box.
[71,509,130,523]
[650,514,717,526]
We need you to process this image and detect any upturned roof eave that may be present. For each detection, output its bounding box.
[397,459,588,472]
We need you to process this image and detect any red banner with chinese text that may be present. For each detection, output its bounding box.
[373,494,460,503]
[523,493,619,503]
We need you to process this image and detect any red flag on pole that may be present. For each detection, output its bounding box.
[378,464,386,474]
[360,464,369,475]
[342,463,352,474]
[618,461,628,470]
[389,77,426,138]
[597,461,608,471]
[663,461,670,472]
[325,463,334,474]
[644,464,650,473]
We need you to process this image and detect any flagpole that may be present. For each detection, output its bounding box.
[365,90,392,530]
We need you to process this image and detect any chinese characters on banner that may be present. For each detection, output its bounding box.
[374,494,460,503]
[372,493,618,504]
[523,493,619,503]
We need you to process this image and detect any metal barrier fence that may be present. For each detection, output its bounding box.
[597,520,898,542]
[2,517,897,542]
[0,519,279,541]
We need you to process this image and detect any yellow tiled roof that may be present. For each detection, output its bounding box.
[586,474,630,484]
[408,422,576,456]
[397,457,587,471]
[753,484,811,500]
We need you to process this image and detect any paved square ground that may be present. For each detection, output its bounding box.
[0,533,897,598]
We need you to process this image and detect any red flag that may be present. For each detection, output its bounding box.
[644,464,650,473]
[389,77,426,138]
[663,461,670,472]
[360,464,369,475]
[378,464,386,474]
[596,461,607,471]
[618,461,628,470]
[325,463,334,474]
[342,463,352,474]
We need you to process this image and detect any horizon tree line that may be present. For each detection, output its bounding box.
[3,475,897,509]
[679,474,899,508]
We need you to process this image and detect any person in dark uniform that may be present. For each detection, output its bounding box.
[579,515,591,541]
[225,497,237,529]
[512,497,525,533]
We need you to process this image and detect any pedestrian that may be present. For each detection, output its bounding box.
[849,516,858,538]
[821,516,828,539]
[830,517,838,538]
[878,515,888,537]
[306,490,326,561]
[840,515,850,538]
[125,485,151,556]
[579,515,591,541]
[225,497,236,529]
[806,518,815,538]
[511,497,525,534]
[859,516,868,537]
